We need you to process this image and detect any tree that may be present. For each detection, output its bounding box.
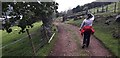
[2,1,58,55]
[66,9,73,16]
[72,5,81,13]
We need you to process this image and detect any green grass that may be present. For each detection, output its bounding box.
[1,21,58,56]
[1,21,43,56]
[1,22,42,46]
[0,22,56,56]
[93,15,119,57]
[94,25,119,57]
[65,19,83,27]
[37,31,58,56]
[36,24,58,56]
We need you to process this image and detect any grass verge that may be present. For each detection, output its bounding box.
[36,25,58,56]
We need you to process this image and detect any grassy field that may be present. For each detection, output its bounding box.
[93,16,119,57]
[94,24,119,57]
[1,21,58,56]
[66,13,119,57]
[89,2,120,14]
[65,19,83,27]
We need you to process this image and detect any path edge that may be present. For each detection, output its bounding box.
[68,23,117,57]
[93,35,118,57]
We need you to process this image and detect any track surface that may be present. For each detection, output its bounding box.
[49,22,112,56]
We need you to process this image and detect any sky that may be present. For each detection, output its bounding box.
[55,0,96,12]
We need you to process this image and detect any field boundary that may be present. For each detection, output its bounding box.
[0,33,34,49]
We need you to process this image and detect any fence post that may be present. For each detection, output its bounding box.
[97,8,99,13]
[114,2,117,13]
[117,2,120,13]
[106,5,108,12]
[94,8,96,14]
[101,5,104,13]
[26,29,36,56]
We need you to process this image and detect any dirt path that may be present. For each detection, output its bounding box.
[49,22,112,56]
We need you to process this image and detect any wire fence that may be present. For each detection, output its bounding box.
[2,27,48,56]
[89,2,120,14]
[2,24,57,56]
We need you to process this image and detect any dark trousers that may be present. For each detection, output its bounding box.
[83,31,91,47]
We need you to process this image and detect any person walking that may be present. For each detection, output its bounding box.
[79,13,95,48]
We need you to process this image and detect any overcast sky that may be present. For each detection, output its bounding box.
[55,0,96,12]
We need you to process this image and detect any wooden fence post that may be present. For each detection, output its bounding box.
[114,2,117,13]
[106,5,108,12]
[43,26,49,43]
[26,29,36,56]
[101,5,104,13]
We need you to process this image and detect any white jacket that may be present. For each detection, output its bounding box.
[80,14,94,29]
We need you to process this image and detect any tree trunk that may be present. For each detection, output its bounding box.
[41,15,52,43]
[26,29,36,56]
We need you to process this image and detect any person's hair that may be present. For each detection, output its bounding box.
[87,14,93,19]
